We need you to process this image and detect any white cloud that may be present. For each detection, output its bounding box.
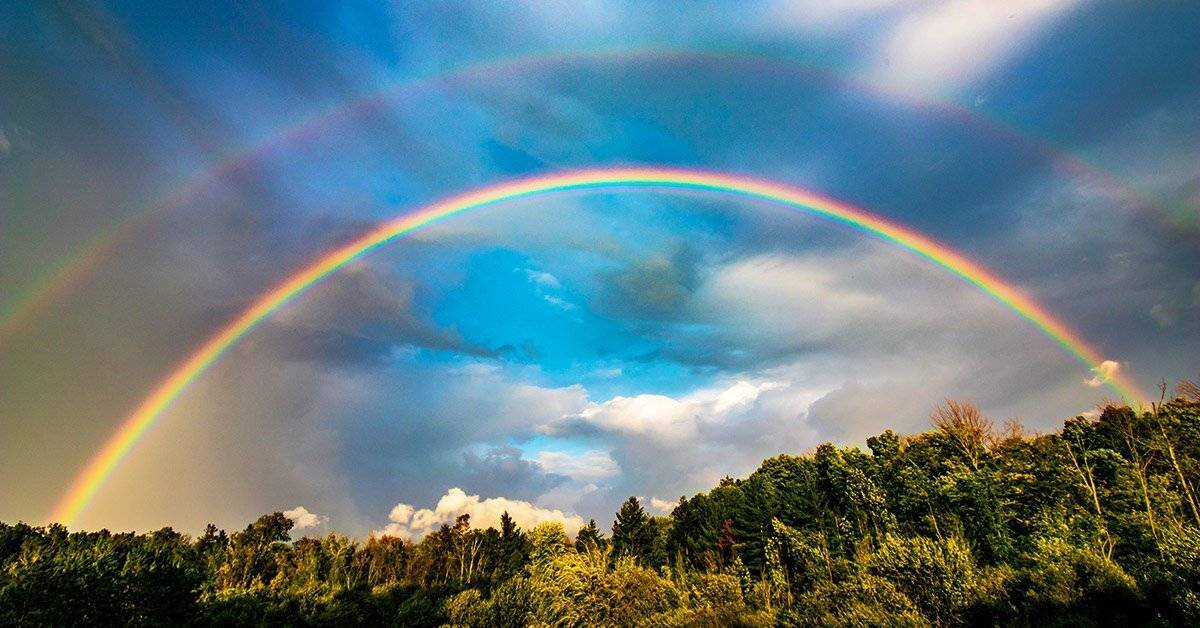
[1086,360,1121,388]
[283,506,325,530]
[591,366,623,379]
[578,393,699,441]
[648,497,676,514]
[563,378,786,444]
[873,0,1079,94]
[542,294,576,310]
[377,488,585,540]
[388,503,414,525]
[712,380,786,413]
[697,254,894,343]
[534,450,620,482]
[519,268,577,311]
[523,269,561,289]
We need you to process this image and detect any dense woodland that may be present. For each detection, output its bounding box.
[3,380,1200,627]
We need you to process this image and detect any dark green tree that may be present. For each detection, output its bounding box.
[611,497,656,564]
[575,519,607,553]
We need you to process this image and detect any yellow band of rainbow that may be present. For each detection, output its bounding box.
[48,167,1147,525]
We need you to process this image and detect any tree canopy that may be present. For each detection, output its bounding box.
[3,391,1200,626]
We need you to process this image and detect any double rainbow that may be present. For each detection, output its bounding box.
[48,167,1147,525]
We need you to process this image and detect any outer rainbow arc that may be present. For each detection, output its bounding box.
[3,48,1169,348]
[47,167,1148,526]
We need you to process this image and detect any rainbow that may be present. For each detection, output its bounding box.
[2,48,1167,347]
[48,167,1148,525]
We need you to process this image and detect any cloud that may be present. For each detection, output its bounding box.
[805,378,951,442]
[388,503,414,525]
[713,380,786,413]
[533,450,620,482]
[377,488,585,539]
[523,269,562,289]
[1086,360,1122,388]
[574,394,698,442]
[283,506,325,531]
[0,128,10,155]
[255,264,493,364]
[604,246,702,319]
[519,267,577,311]
[874,0,1080,93]
[542,294,576,310]
[1150,303,1177,328]
[553,378,787,444]
[460,446,568,500]
[591,366,623,379]
[659,248,988,370]
[648,497,676,514]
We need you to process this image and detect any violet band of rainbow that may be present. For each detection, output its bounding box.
[48,167,1148,526]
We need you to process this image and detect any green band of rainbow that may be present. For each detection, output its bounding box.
[48,167,1147,525]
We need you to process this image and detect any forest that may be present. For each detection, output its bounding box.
[3,382,1199,627]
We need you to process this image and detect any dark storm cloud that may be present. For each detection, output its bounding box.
[457,446,568,502]
[250,264,495,366]
[601,245,703,319]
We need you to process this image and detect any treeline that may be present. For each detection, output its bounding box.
[2,386,1200,626]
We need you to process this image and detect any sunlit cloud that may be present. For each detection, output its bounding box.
[648,497,675,514]
[282,505,326,531]
[533,450,619,482]
[873,0,1080,93]
[377,488,586,540]
[1086,360,1122,388]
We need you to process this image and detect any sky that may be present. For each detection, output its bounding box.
[1,0,1198,537]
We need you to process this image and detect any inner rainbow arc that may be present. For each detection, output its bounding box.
[47,166,1147,526]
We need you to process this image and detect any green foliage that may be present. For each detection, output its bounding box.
[1002,536,1148,627]
[531,549,682,626]
[3,399,1199,625]
[867,534,978,626]
[783,574,929,627]
[574,518,607,553]
[1153,524,1200,625]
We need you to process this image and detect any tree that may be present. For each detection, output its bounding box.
[498,511,529,578]
[527,522,570,570]
[215,512,294,590]
[931,400,993,472]
[575,519,607,553]
[611,497,655,564]
[868,534,979,626]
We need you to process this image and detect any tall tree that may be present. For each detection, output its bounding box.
[575,519,607,553]
[498,511,529,578]
[611,497,655,564]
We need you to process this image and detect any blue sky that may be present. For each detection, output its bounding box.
[1,1,1198,536]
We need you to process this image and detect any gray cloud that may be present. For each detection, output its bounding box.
[457,446,568,502]
[602,245,703,319]
[251,263,494,366]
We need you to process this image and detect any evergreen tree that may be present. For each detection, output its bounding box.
[498,511,529,578]
[575,519,607,553]
[611,497,655,564]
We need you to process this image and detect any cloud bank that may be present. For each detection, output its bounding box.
[377,488,586,539]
